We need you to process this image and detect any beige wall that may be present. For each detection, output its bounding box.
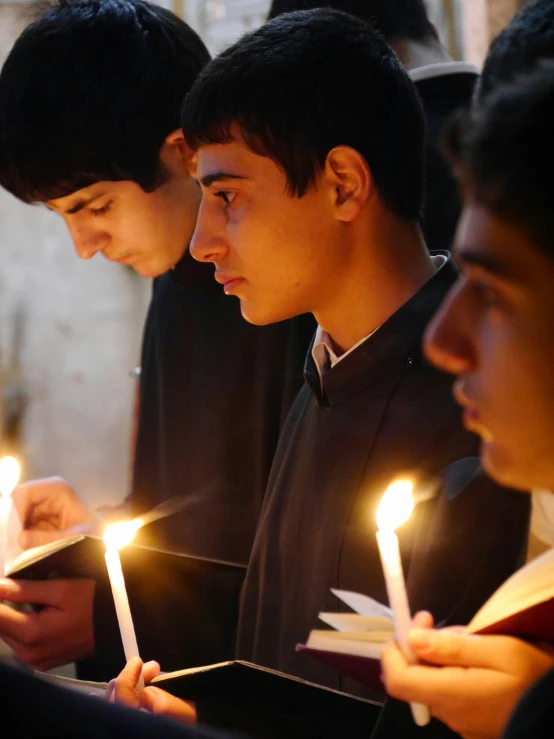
[487,0,518,43]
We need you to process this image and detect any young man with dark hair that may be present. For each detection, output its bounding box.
[381,61,554,739]
[108,12,528,726]
[0,0,315,678]
[268,0,479,253]
[477,0,554,103]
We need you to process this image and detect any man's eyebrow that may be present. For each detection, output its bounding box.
[48,192,107,215]
[454,247,511,279]
[199,172,247,188]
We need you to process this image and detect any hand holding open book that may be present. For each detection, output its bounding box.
[298,546,554,691]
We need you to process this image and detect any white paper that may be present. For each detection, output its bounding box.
[331,589,393,619]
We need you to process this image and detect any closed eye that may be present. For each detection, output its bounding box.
[90,201,112,217]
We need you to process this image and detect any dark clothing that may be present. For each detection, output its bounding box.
[416,71,478,252]
[80,251,316,680]
[503,666,554,739]
[0,663,234,739]
[131,251,316,564]
[235,255,530,699]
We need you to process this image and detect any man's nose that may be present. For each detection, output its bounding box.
[66,222,107,260]
[190,200,228,264]
[423,286,474,376]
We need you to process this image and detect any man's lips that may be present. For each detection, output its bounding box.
[453,381,491,439]
[105,251,137,265]
[214,273,245,294]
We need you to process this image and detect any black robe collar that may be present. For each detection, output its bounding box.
[304,252,458,406]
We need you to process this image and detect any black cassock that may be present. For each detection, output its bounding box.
[235,254,530,700]
[79,249,316,680]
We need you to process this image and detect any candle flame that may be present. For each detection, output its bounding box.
[0,457,21,499]
[103,518,143,551]
[376,479,414,531]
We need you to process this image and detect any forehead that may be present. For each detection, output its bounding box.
[454,203,554,286]
[47,182,112,208]
[196,139,284,185]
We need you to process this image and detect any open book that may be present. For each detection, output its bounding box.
[40,660,381,739]
[298,546,554,689]
[4,529,247,581]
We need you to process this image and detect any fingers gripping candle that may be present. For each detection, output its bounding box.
[0,456,21,577]
[376,480,430,727]
[104,519,144,694]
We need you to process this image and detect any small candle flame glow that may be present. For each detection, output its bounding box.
[0,457,21,499]
[376,479,414,531]
[103,518,143,551]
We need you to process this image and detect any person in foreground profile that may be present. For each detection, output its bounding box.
[268,0,479,252]
[379,62,554,739]
[109,9,528,731]
[0,0,314,679]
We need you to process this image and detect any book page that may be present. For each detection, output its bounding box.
[306,631,386,659]
[4,503,23,575]
[331,589,393,619]
[319,612,393,634]
[7,533,86,576]
[153,661,233,684]
[468,547,554,634]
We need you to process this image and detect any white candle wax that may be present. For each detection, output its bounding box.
[0,495,11,577]
[376,528,430,727]
[0,456,21,578]
[104,547,144,694]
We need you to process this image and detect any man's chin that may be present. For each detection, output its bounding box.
[480,439,532,493]
[239,300,297,326]
[131,259,171,279]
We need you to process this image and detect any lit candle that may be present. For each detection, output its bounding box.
[104,519,144,693]
[0,456,21,577]
[376,479,430,727]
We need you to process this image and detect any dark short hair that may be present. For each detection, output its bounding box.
[446,61,554,258]
[267,0,436,44]
[182,9,425,223]
[0,0,210,203]
[478,0,554,103]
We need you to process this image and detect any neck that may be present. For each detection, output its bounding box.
[313,212,435,355]
[393,38,451,71]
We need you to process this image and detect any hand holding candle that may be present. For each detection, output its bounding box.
[376,479,430,727]
[0,456,21,576]
[104,518,144,694]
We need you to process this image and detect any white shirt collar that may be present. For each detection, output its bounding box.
[312,326,376,382]
[409,61,480,84]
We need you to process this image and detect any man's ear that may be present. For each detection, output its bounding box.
[160,129,198,178]
[324,146,372,222]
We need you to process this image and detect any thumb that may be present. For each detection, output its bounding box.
[412,611,434,629]
[113,657,144,708]
[142,687,197,724]
[408,630,513,670]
